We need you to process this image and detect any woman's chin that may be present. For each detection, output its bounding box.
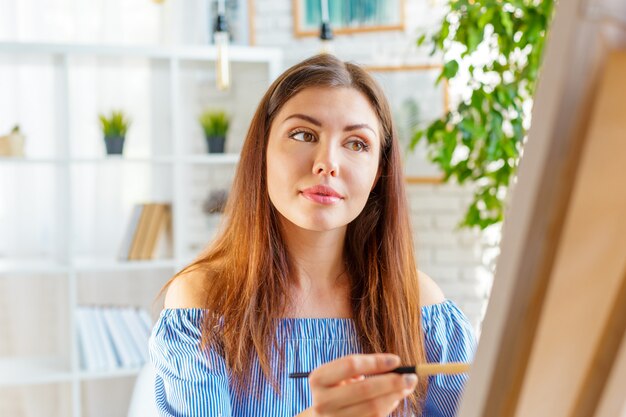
[291,215,346,233]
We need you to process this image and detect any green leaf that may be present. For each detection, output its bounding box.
[410,129,425,149]
[467,25,483,53]
[443,60,460,80]
[500,10,514,37]
[426,119,446,139]
[440,19,450,43]
[455,160,473,183]
[99,110,130,137]
[478,8,495,30]
[198,109,230,137]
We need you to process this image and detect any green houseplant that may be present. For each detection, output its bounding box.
[99,110,131,155]
[412,0,555,229]
[198,109,230,153]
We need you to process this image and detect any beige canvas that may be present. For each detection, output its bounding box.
[457,0,626,416]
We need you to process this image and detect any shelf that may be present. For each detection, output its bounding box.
[78,365,143,381]
[0,154,240,165]
[0,357,144,385]
[0,258,179,274]
[181,154,240,164]
[0,157,64,165]
[0,42,282,64]
[0,259,68,275]
[70,154,240,165]
[70,156,175,165]
[0,156,160,165]
[0,39,279,416]
[0,357,72,386]
[72,258,177,272]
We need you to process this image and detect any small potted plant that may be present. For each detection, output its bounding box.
[0,125,25,157]
[99,110,131,155]
[198,109,229,153]
[202,189,229,214]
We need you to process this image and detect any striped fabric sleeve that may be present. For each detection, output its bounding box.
[149,309,232,417]
[420,300,477,417]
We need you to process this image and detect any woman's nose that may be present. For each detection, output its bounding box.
[312,142,339,177]
[313,161,338,177]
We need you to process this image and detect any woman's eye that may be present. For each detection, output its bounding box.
[290,130,316,142]
[347,140,369,152]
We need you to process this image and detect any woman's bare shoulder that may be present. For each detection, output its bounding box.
[418,270,446,306]
[164,268,210,309]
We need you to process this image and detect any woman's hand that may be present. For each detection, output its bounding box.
[298,353,418,417]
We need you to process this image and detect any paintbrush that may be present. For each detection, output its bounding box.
[289,362,471,379]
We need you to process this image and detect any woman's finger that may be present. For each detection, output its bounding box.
[320,372,417,411]
[338,374,365,386]
[309,353,401,388]
[330,387,412,417]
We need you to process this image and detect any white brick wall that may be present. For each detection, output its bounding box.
[408,182,495,331]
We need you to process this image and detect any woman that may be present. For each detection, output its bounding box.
[149,53,476,417]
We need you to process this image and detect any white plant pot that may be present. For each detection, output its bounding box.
[0,132,25,157]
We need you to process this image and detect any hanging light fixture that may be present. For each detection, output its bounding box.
[319,0,334,54]
[214,0,230,90]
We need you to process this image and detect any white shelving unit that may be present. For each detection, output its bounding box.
[0,42,281,417]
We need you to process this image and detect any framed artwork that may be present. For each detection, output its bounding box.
[293,0,405,37]
[364,64,449,183]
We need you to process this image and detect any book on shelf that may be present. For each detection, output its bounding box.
[118,204,143,261]
[76,305,154,372]
[140,204,164,260]
[128,203,153,261]
[102,307,143,368]
[76,308,102,371]
[118,202,173,261]
[120,307,149,362]
[91,306,120,369]
[138,308,153,332]
[152,205,173,259]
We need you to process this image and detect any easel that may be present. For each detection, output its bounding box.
[457,0,626,416]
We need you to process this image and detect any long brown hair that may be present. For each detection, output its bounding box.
[162,53,427,413]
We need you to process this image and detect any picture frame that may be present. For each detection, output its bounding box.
[364,64,449,184]
[293,0,405,37]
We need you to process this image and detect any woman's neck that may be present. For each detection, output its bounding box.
[280,218,347,290]
[279,217,352,318]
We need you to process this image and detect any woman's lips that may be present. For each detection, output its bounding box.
[300,184,344,205]
[300,191,342,205]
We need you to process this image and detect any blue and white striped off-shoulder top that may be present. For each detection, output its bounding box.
[149,300,476,417]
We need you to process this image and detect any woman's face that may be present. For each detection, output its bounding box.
[266,86,382,232]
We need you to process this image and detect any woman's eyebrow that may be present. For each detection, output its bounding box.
[282,113,376,135]
[283,113,321,126]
